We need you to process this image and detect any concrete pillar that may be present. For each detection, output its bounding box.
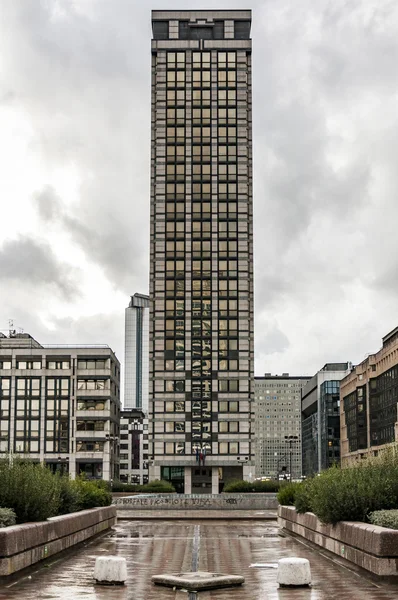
[149,464,161,481]
[243,464,254,482]
[184,467,192,494]
[211,467,219,494]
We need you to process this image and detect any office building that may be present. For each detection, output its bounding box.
[148,10,254,493]
[0,332,121,481]
[124,293,150,411]
[341,327,398,466]
[119,408,149,484]
[254,374,309,480]
[301,363,351,476]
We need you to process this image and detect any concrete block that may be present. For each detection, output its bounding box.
[277,558,311,587]
[94,556,127,585]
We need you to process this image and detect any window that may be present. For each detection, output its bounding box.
[76,441,104,452]
[77,359,107,370]
[77,400,105,411]
[77,379,108,390]
[164,380,185,393]
[46,378,69,397]
[76,420,105,431]
[0,361,11,370]
[165,401,185,412]
[219,401,239,412]
[47,360,70,370]
[164,442,185,454]
[16,378,41,397]
[218,380,239,392]
[219,441,239,454]
[165,421,185,433]
[219,421,239,433]
[17,361,41,370]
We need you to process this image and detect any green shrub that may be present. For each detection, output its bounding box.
[57,475,80,515]
[71,476,112,509]
[277,482,301,506]
[369,510,398,530]
[295,478,315,514]
[0,507,16,528]
[0,459,61,523]
[141,479,175,493]
[223,479,280,493]
[111,480,141,493]
[297,451,398,524]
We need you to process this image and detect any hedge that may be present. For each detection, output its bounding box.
[0,459,112,523]
[369,510,398,530]
[223,479,280,493]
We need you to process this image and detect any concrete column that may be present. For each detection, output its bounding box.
[149,464,161,481]
[184,467,192,494]
[243,464,254,482]
[211,467,219,494]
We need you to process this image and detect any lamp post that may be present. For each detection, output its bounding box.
[284,436,299,482]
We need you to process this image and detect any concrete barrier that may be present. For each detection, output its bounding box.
[0,506,116,577]
[114,493,278,511]
[278,505,398,577]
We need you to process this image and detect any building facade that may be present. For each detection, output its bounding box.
[254,374,309,480]
[341,327,398,467]
[120,408,149,484]
[124,293,150,411]
[148,10,254,493]
[301,363,351,476]
[0,332,121,481]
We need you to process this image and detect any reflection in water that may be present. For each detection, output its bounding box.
[2,519,398,600]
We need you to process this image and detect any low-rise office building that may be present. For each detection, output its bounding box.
[254,374,310,480]
[120,408,149,484]
[341,327,398,466]
[0,332,121,481]
[301,363,351,476]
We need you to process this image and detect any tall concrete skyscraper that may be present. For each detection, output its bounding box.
[124,293,150,411]
[149,10,254,493]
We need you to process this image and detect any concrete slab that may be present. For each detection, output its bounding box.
[152,570,244,590]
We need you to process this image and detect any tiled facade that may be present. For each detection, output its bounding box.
[341,326,398,466]
[0,332,121,481]
[124,293,150,411]
[148,10,254,493]
[301,363,351,475]
[119,408,149,484]
[254,375,309,480]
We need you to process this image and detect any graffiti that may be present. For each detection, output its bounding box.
[115,493,278,510]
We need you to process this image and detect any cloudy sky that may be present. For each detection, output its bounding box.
[1,0,398,385]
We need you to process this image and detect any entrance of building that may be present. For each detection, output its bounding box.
[192,467,212,494]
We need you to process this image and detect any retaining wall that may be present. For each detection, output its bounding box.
[114,493,278,511]
[0,506,116,577]
[278,505,398,576]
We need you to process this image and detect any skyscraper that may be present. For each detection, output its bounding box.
[149,10,254,493]
[124,293,150,410]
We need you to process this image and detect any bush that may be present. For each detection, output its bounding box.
[277,481,302,506]
[141,479,175,493]
[111,480,140,493]
[71,476,112,509]
[295,478,315,514]
[369,510,398,530]
[223,479,280,493]
[0,507,16,528]
[57,474,81,515]
[0,459,61,523]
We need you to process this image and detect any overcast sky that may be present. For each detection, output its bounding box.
[1,0,398,384]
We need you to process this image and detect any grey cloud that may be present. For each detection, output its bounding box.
[0,236,79,298]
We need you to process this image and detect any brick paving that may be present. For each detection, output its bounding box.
[1,518,398,599]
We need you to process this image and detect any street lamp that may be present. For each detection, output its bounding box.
[284,436,299,482]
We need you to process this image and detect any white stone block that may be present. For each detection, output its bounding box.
[277,557,311,587]
[94,556,127,586]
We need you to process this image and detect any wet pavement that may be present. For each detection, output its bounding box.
[1,518,398,599]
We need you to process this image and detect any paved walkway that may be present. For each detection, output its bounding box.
[1,519,398,599]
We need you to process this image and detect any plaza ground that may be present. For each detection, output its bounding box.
[1,517,398,599]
